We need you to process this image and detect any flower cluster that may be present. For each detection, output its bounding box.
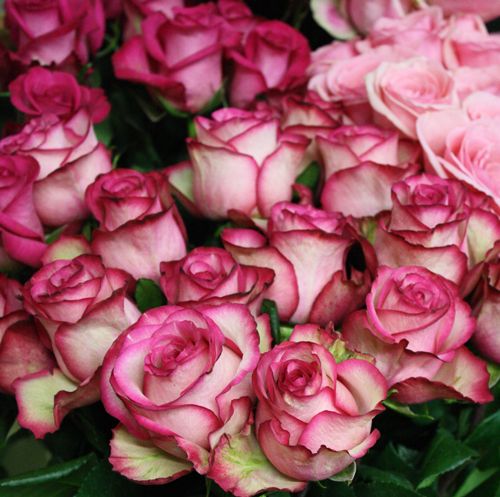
[0,1,499,496]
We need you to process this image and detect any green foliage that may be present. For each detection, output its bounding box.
[134,279,167,312]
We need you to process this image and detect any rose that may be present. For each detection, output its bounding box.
[0,154,46,269]
[222,202,375,325]
[0,274,54,394]
[343,310,493,404]
[228,20,310,108]
[104,0,123,18]
[167,108,308,221]
[253,324,387,481]
[9,67,110,123]
[86,168,187,281]
[416,108,500,208]
[454,67,500,101]
[160,247,274,313]
[5,0,105,66]
[17,254,140,438]
[366,265,475,359]
[114,4,233,113]
[317,125,420,217]
[0,110,112,227]
[101,303,261,484]
[366,58,458,139]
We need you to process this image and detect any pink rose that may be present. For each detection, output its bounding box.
[114,4,232,113]
[160,247,274,313]
[0,275,54,394]
[17,254,141,438]
[101,304,261,484]
[367,265,475,359]
[5,0,105,66]
[222,202,375,325]
[228,21,310,108]
[343,310,493,404]
[0,154,46,269]
[87,168,187,281]
[433,0,500,21]
[416,108,500,208]
[453,66,500,101]
[9,67,110,123]
[216,0,257,36]
[168,108,308,221]
[366,58,458,138]
[0,110,112,227]
[318,125,420,217]
[252,324,387,481]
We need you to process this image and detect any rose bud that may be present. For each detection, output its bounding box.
[87,168,187,281]
[0,110,112,227]
[16,254,141,438]
[160,247,274,313]
[252,324,387,482]
[318,125,420,218]
[101,304,261,484]
[5,0,106,67]
[228,20,311,108]
[9,67,110,124]
[114,4,234,114]
[0,154,46,269]
[222,202,375,325]
[343,310,493,404]
[167,108,309,221]
[0,275,55,394]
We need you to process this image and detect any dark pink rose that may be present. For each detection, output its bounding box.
[114,4,233,113]
[343,310,493,404]
[0,110,112,227]
[104,0,123,18]
[0,154,46,269]
[222,202,375,325]
[87,168,187,281]
[228,21,310,108]
[217,0,257,36]
[160,247,274,313]
[5,0,106,66]
[101,304,261,485]
[18,254,141,438]
[252,324,387,482]
[9,67,110,123]
[168,108,308,220]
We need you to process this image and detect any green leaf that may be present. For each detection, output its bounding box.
[0,480,78,497]
[135,279,166,312]
[45,225,67,245]
[453,467,499,497]
[260,299,281,344]
[95,118,113,147]
[156,95,190,119]
[310,481,356,497]
[295,162,321,191]
[354,482,425,497]
[487,362,500,389]
[465,411,500,465]
[0,395,18,449]
[330,462,356,484]
[358,466,414,490]
[383,399,436,424]
[418,429,478,489]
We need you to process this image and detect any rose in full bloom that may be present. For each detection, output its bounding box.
[101,304,262,484]
[0,154,46,269]
[0,275,54,393]
[222,202,375,325]
[86,168,187,281]
[167,108,308,221]
[252,324,387,481]
[318,124,420,217]
[453,66,500,101]
[9,67,110,123]
[5,0,106,66]
[0,110,112,227]
[16,254,140,438]
[160,247,274,313]
[114,4,235,113]
[228,21,311,108]
[365,58,458,139]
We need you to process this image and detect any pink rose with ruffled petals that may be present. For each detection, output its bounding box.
[167,108,308,221]
[160,247,274,314]
[252,324,387,482]
[0,154,46,269]
[9,67,110,123]
[124,0,184,37]
[228,20,310,108]
[0,110,112,227]
[5,0,105,66]
[101,303,261,485]
[222,202,375,325]
[87,168,187,281]
[17,254,141,438]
